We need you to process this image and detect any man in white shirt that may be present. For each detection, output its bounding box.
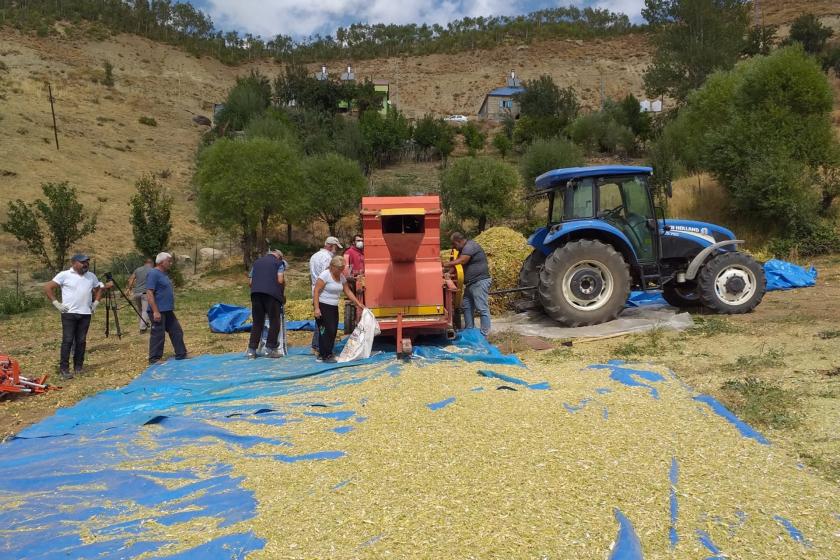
[43,254,103,379]
[308,236,342,354]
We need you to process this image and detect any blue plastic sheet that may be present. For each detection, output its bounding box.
[626,291,667,307]
[0,331,522,559]
[609,509,644,560]
[208,302,252,333]
[764,259,817,291]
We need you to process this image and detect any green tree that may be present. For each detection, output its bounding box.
[787,13,833,55]
[215,70,272,133]
[441,157,520,231]
[664,46,840,229]
[195,138,303,267]
[492,132,512,158]
[743,25,777,57]
[643,0,749,103]
[516,75,579,123]
[434,124,456,167]
[567,112,635,155]
[359,108,411,171]
[302,153,367,234]
[2,182,98,272]
[243,109,297,145]
[460,122,486,156]
[129,174,173,258]
[519,138,584,190]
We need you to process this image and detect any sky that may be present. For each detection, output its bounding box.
[189,0,647,40]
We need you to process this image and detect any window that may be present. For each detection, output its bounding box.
[499,99,513,109]
[569,179,594,219]
[598,182,624,215]
[550,191,565,223]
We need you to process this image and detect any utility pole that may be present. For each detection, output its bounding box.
[47,82,59,151]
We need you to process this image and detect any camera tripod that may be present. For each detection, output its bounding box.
[103,272,149,339]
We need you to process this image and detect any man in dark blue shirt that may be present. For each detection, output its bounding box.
[246,249,286,358]
[146,252,187,364]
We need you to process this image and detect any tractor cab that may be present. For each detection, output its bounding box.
[519,165,766,327]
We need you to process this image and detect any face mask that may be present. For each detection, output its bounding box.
[355,241,364,250]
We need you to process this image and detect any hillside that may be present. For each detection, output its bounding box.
[2,0,840,277]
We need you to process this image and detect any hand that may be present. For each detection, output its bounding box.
[314,308,321,319]
[91,300,100,314]
[52,300,70,313]
[153,311,162,322]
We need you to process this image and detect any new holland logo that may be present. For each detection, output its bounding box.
[672,225,710,235]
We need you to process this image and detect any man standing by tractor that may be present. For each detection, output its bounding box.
[309,236,343,354]
[246,249,287,359]
[344,234,364,276]
[146,252,188,365]
[444,232,492,336]
[44,254,103,379]
[127,257,153,334]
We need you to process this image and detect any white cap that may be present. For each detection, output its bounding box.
[325,236,343,249]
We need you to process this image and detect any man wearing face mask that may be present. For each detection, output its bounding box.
[309,236,343,354]
[44,254,103,379]
[344,234,364,276]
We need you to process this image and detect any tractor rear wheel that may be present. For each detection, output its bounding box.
[538,240,631,327]
[698,252,766,314]
[518,250,546,301]
[662,280,701,308]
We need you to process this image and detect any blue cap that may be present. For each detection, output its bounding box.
[71,254,90,262]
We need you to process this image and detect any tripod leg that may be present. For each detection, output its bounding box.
[113,299,122,339]
[105,296,111,338]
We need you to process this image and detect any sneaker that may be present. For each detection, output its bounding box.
[266,349,284,359]
[59,368,73,380]
[73,366,84,375]
[315,356,324,363]
[245,348,257,359]
[324,356,337,364]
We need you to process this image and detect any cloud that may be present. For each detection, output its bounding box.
[198,0,646,40]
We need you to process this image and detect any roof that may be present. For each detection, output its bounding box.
[487,86,525,97]
[535,166,653,190]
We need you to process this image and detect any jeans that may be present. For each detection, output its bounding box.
[149,310,187,363]
[316,302,339,359]
[60,313,92,371]
[463,277,492,336]
[132,293,149,331]
[248,293,281,351]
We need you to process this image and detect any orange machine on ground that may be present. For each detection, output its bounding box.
[352,196,458,356]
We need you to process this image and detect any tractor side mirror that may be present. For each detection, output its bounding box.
[665,181,673,199]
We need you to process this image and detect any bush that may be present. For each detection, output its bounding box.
[138,116,157,127]
[567,112,635,155]
[0,287,44,317]
[375,182,410,196]
[102,61,114,87]
[519,137,584,190]
[492,133,512,158]
[460,122,486,156]
[768,220,840,258]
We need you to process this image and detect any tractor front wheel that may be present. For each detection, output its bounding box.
[538,240,631,327]
[662,280,701,308]
[698,252,766,314]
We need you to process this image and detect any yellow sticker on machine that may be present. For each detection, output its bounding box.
[370,305,444,318]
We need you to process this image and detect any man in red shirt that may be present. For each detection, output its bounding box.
[343,233,364,276]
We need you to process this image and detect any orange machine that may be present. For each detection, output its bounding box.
[355,196,458,356]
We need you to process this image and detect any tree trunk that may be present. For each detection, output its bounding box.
[478,214,487,232]
[260,208,270,253]
[821,192,836,214]
[326,218,338,236]
[286,222,293,244]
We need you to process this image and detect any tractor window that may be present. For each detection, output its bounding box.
[550,190,565,223]
[598,182,624,216]
[622,177,654,220]
[569,179,594,219]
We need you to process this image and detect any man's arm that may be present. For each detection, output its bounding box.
[443,254,471,269]
[146,289,161,321]
[127,273,136,292]
[276,271,285,285]
[44,280,59,302]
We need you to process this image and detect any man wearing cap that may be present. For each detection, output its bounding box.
[246,249,287,359]
[44,254,103,378]
[146,252,188,364]
[308,236,343,354]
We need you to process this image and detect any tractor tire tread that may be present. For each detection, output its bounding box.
[697,252,766,314]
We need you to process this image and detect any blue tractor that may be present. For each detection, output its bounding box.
[518,165,766,326]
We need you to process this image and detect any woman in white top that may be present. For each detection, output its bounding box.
[313,255,364,362]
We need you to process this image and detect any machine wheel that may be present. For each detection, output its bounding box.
[538,240,631,327]
[662,280,701,308]
[697,252,766,314]
[343,302,356,335]
[518,250,546,300]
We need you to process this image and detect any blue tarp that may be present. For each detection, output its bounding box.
[207,304,340,333]
[0,332,521,559]
[764,259,817,291]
